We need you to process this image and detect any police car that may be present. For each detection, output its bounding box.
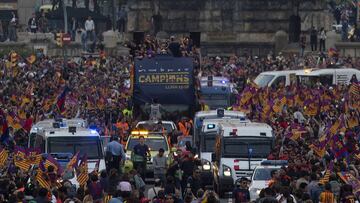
[249,160,288,201]
[125,131,170,177]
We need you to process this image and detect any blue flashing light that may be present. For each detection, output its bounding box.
[221,80,226,84]
[207,124,215,129]
[90,130,97,134]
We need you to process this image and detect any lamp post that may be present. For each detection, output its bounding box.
[63,0,68,75]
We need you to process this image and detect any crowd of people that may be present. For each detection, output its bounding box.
[0,30,360,203]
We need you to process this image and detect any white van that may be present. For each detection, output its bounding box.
[254,69,312,88]
[212,122,274,197]
[296,68,360,86]
[193,109,248,148]
[199,118,249,186]
[29,119,105,187]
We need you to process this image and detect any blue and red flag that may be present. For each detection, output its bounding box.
[56,86,70,112]
[0,109,9,144]
[331,134,349,160]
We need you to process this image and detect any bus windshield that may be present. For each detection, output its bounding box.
[222,137,272,158]
[47,136,103,159]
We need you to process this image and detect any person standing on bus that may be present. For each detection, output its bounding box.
[148,98,163,120]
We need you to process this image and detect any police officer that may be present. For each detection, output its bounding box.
[105,136,126,173]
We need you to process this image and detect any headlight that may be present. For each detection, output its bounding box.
[223,165,232,177]
[203,164,211,171]
[202,159,211,171]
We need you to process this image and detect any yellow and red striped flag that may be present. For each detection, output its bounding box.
[103,195,112,203]
[349,83,360,98]
[0,147,8,168]
[76,154,88,186]
[27,149,42,166]
[65,152,79,171]
[36,168,50,190]
[309,144,326,158]
[13,147,30,171]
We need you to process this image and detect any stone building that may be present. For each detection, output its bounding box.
[126,0,332,56]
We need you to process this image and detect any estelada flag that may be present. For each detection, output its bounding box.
[36,168,50,190]
[76,154,89,186]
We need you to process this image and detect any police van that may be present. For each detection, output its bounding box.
[249,160,288,201]
[29,119,105,187]
[193,109,248,149]
[296,68,360,86]
[199,118,249,186]
[254,69,311,88]
[198,76,236,110]
[212,122,274,197]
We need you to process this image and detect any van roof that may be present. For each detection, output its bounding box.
[136,120,175,125]
[200,76,229,82]
[31,118,87,133]
[296,68,360,76]
[202,118,249,132]
[219,122,273,137]
[258,69,314,76]
[44,129,100,137]
[195,110,246,119]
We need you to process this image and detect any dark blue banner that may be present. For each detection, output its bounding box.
[134,55,195,105]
